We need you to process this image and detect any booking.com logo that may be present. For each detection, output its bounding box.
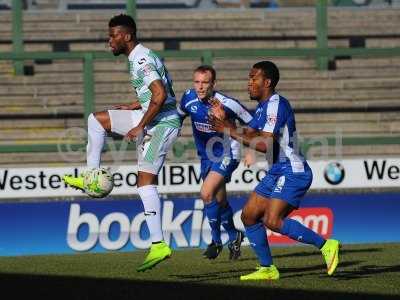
[324,162,345,185]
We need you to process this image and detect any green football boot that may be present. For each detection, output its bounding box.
[137,241,172,272]
[62,174,85,190]
[240,265,280,281]
[321,239,340,276]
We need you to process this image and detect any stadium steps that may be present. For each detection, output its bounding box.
[0,44,11,52]
[0,106,82,116]
[177,112,400,137]
[0,61,13,75]
[3,112,398,145]
[1,80,400,115]
[4,37,398,54]
[367,38,400,48]
[0,119,83,129]
[0,150,135,166]
[3,70,400,88]
[335,57,400,68]
[1,8,400,163]
[0,127,85,141]
[298,122,400,136]
[69,41,165,51]
[2,83,400,105]
[20,58,400,81]
[34,0,59,10]
[23,56,400,77]
[308,144,400,159]
[231,89,400,104]
[1,8,400,43]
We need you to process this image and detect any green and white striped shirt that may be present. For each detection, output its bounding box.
[128,44,181,129]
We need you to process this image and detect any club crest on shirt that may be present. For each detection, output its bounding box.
[267,114,277,127]
[141,64,153,76]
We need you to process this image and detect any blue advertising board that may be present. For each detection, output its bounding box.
[1,193,399,256]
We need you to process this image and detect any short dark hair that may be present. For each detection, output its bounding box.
[253,61,280,89]
[194,65,216,82]
[109,14,137,37]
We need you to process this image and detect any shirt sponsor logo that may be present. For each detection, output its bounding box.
[194,122,214,133]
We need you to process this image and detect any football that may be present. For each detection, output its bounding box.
[83,167,114,198]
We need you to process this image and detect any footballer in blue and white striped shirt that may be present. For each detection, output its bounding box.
[178,65,252,260]
[212,61,340,280]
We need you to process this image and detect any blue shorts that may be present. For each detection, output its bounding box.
[200,157,240,183]
[254,164,313,208]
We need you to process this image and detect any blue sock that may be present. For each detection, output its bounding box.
[245,223,273,266]
[219,204,237,242]
[281,218,325,249]
[205,201,221,244]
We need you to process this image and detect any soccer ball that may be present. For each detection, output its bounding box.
[83,167,114,198]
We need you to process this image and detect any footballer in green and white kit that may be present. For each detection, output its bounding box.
[63,14,181,272]
[109,43,181,175]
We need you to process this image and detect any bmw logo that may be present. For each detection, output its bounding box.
[324,162,345,185]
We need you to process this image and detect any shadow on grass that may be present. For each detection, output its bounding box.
[273,247,383,259]
[173,261,361,282]
[215,256,258,264]
[214,247,381,265]
[0,272,397,300]
[334,264,400,280]
[280,261,362,279]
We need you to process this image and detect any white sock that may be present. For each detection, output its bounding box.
[137,185,163,243]
[86,113,106,169]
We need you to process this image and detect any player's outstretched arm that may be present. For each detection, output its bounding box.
[211,117,273,153]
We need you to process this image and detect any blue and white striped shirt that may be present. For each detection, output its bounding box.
[248,93,306,173]
[178,89,253,160]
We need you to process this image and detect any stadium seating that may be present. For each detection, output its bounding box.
[0,6,399,165]
[65,0,201,10]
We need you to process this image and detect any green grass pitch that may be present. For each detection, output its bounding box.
[1,243,399,299]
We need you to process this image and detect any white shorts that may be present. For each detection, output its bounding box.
[108,109,143,136]
[137,125,180,175]
[108,109,180,175]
